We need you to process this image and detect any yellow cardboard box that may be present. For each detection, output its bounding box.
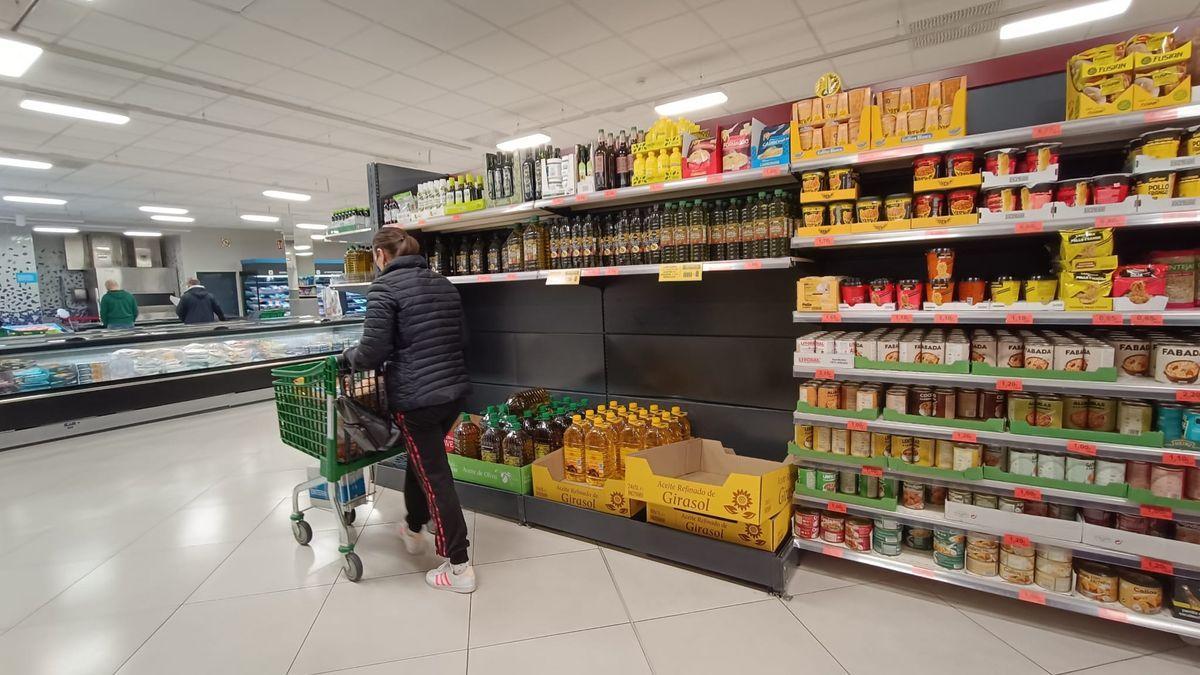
[624,439,795,525]
[646,502,791,552]
[850,220,910,234]
[532,449,644,518]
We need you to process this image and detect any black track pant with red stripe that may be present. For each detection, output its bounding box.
[395,399,470,564]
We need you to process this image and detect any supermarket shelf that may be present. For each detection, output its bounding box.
[330,281,372,292]
[324,227,375,244]
[792,495,1200,576]
[793,537,1200,639]
[447,270,543,284]
[793,309,1200,326]
[792,410,1198,463]
[792,365,1198,402]
[542,166,797,213]
[376,460,524,522]
[791,208,1200,250]
[411,202,549,233]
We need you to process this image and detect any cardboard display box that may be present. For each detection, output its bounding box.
[624,439,794,525]
[531,449,644,518]
[646,502,791,552]
[443,413,533,494]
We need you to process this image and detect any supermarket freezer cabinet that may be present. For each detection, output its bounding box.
[0,318,363,449]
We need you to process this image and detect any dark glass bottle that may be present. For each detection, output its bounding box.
[486,232,502,272]
[470,235,484,274]
[615,210,630,266]
[645,205,661,264]
[628,208,644,265]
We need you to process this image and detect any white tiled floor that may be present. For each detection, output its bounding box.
[2,402,1200,674]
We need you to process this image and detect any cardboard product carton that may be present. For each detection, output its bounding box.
[531,449,644,518]
[624,439,794,525]
[443,413,532,494]
[646,502,791,552]
[720,120,753,173]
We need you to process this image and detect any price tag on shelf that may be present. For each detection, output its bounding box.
[933,313,959,324]
[1032,123,1062,139]
[763,166,784,177]
[827,501,848,514]
[1014,221,1044,234]
[1144,108,1180,123]
[1006,313,1034,325]
[1067,440,1097,456]
[911,566,937,579]
[504,273,519,281]
[451,214,462,221]
[550,197,565,206]
[996,378,1023,392]
[1131,314,1164,326]
[477,274,494,282]
[1014,487,1043,501]
[1003,533,1032,548]
[573,194,589,203]
[705,174,724,184]
[890,313,914,324]
[1140,505,1174,520]
[814,368,837,380]
[1096,215,1127,228]
[1098,608,1129,623]
[545,269,581,286]
[1141,557,1174,575]
[648,183,665,192]
[1018,589,1047,605]
[1178,390,1200,403]
[862,466,884,478]
[603,189,618,199]
[603,267,620,276]
[822,544,845,558]
[814,236,836,247]
[743,260,763,270]
[821,312,842,323]
[658,263,703,282]
[1092,313,1123,326]
[847,420,869,432]
[951,431,978,443]
[1163,452,1198,467]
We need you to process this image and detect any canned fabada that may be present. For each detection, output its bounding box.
[1153,343,1200,384]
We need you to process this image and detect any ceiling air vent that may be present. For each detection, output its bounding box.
[907,0,1004,49]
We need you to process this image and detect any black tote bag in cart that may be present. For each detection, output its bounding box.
[336,369,400,457]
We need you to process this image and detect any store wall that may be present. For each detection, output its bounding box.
[0,223,42,325]
[32,234,88,317]
[167,228,348,285]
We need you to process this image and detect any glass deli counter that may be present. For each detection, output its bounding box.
[0,318,363,449]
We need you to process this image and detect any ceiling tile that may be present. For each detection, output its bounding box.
[455,31,548,71]
[374,106,450,132]
[603,68,687,100]
[373,73,448,104]
[151,120,239,144]
[760,60,836,101]
[805,0,904,49]
[831,42,913,89]
[20,0,88,36]
[22,55,141,98]
[625,13,718,60]
[719,76,786,113]
[461,107,538,135]
[66,12,195,63]
[460,77,539,108]
[509,5,611,55]
[409,53,492,89]
[208,19,324,67]
[106,146,185,168]
[94,0,234,41]
[912,34,998,73]
[294,48,390,88]
[260,69,353,104]
[553,81,633,111]
[39,135,126,160]
[320,92,403,119]
[200,99,284,128]
[337,25,440,71]
[333,0,493,49]
[658,44,747,85]
[508,59,587,93]
[191,0,254,9]
[571,37,648,78]
[116,82,218,116]
[171,44,281,85]
[697,0,800,39]
[243,0,369,43]
[428,119,489,142]
[450,0,564,27]
[584,0,689,32]
[417,92,479,119]
[731,18,817,66]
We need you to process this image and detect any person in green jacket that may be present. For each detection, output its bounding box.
[100,279,138,329]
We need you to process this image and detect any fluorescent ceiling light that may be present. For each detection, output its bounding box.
[0,37,43,78]
[263,189,311,201]
[139,205,187,215]
[1000,0,1131,39]
[294,244,312,251]
[654,91,728,116]
[123,230,162,237]
[497,133,551,151]
[20,98,130,125]
[150,215,194,223]
[295,222,327,230]
[240,214,279,223]
[310,233,326,241]
[32,226,77,234]
[4,194,66,205]
[0,156,51,170]
[295,251,313,257]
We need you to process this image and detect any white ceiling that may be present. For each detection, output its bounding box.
[0,0,1197,232]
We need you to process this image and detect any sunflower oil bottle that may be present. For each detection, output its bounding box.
[661,412,682,442]
[584,420,610,487]
[563,415,586,483]
[618,415,645,478]
[670,405,692,439]
[644,419,669,449]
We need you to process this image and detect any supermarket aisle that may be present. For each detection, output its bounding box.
[1,403,1199,675]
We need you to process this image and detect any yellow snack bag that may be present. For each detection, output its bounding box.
[1060,228,1114,261]
[1060,270,1115,310]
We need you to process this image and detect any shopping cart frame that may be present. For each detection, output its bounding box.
[272,356,406,581]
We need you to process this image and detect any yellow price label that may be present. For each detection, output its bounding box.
[658,263,703,282]
[545,269,581,286]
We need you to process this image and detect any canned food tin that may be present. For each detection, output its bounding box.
[935,439,955,469]
[1151,464,1185,499]
[905,526,934,550]
[946,488,972,504]
[1076,562,1119,602]
[1115,338,1151,377]
[886,387,909,414]
[1065,455,1096,484]
[800,380,820,406]
[817,469,839,492]
[856,386,880,412]
[1115,513,1150,534]
[1094,459,1127,486]
[814,425,832,453]
[1127,461,1152,490]
[1008,449,1038,476]
[797,423,815,449]
[845,517,873,551]
[999,496,1026,513]
[838,469,857,494]
[971,335,997,366]
[840,381,860,411]
[1024,340,1053,370]
[914,437,935,467]
[794,509,822,539]
[1119,571,1163,614]
[913,387,937,417]
[902,481,926,509]
[1036,567,1074,593]
[871,432,891,458]
[998,334,1025,368]
[820,513,846,543]
[1157,402,1185,442]
[850,430,871,457]
[891,435,916,463]
[1117,400,1153,435]
[796,467,817,491]
[956,388,980,419]
[1008,392,1036,426]
[926,485,947,505]
[934,388,956,419]
[983,446,1007,470]
[831,428,850,455]
[982,391,1006,420]
[1087,397,1118,432]
[873,534,903,557]
[1063,395,1090,430]
[952,443,982,471]
[1048,503,1078,521]
[1037,453,1066,480]
[973,492,1000,509]
[933,528,966,569]
[1080,508,1114,527]
[858,474,881,499]
[818,382,841,409]
[1034,394,1063,428]
[1023,501,1049,517]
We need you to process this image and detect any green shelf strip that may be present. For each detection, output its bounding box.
[1008,421,1164,448]
[855,356,971,374]
[446,454,533,494]
[1127,487,1200,514]
[885,459,984,481]
[970,363,1118,383]
[787,442,888,467]
[794,484,898,511]
[795,401,880,420]
[981,466,1130,498]
[881,409,1007,432]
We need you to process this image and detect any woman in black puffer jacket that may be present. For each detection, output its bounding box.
[342,227,475,593]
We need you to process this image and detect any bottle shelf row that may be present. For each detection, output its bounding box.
[793,309,1200,327]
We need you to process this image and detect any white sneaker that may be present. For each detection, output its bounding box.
[401,525,432,555]
[426,561,476,593]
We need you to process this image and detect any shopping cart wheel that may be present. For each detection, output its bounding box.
[292,520,313,546]
[343,552,363,582]
[340,508,356,526]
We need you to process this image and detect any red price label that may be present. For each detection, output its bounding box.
[705,174,724,184]
[1014,221,1044,234]
[1163,452,1198,467]
[573,194,588,202]
[1144,108,1180,123]
[911,566,937,578]
[1006,313,1034,325]
[996,378,1023,392]
[451,214,462,221]
[604,267,620,276]
[933,313,959,324]
[862,466,884,478]
[648,183,665,192]
[1178,390,1200,403]
[1131,314,1163,326]
[477,275,493,282]
[1018,589,1047,605]
[1032,123,1062,139]
[1096,215,1127,228]
[763,166,783,177]
[504,273,519,281]
[603,189,618,199]
[847,420,869,432]
[814,236,835,247]
[744,260,763,270]
[890,313,914,323]
[1141,557,1174,575]
[1067,440,1098,456]
[951,431,978,443]
[1098,608,1129,623]
[821,312,842,323]
[827,501,848,513]
[1140,505,1174,520]
[1004,534,1032,548]
[551,197,565,205]
[1014,487,1043,501]
[1092,313,1123,326]
[814,368,836,380]
[822,544,845,558]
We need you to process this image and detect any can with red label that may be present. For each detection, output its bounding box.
[820,512,846,543]
[794,508,821,540]
[845,517,873,551]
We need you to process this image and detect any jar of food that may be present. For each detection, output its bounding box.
[947,188,977,215]
[928,277,955,305]
[959,277,986,305]
[990,276,1020,304]
[800,169,826,192]
[945,150,975,176]
[802,204,827,227]
[856,196,882,223]
[913,154,942,181]
[1138,128,1184,159]
[1022,183,1055,210]
[926,248,955,278]
[914,192,945,218]
[1091,173,1132,205]
[829,201,855,225]
[828,167,858,190]
[1135,170,1177,200]
[1023,275,1058,303]
[884,193,912,221]
[1024,142,1061,172]
[869,278,895,305]
[984,187,1018,213]
[897,279,923,309]
[840,277,868,306]
[1178,170,1200,197]
[1055,179,1090,207]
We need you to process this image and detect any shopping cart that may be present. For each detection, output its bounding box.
[272,356,404,581]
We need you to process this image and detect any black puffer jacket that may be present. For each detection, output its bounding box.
[343,255,470,411]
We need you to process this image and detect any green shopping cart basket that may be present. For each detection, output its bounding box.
[272,356,406,581]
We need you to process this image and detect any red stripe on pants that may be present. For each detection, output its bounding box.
[396,412,447,557]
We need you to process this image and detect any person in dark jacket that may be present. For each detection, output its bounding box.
[342,228,475,593]
[176,278,226,324]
